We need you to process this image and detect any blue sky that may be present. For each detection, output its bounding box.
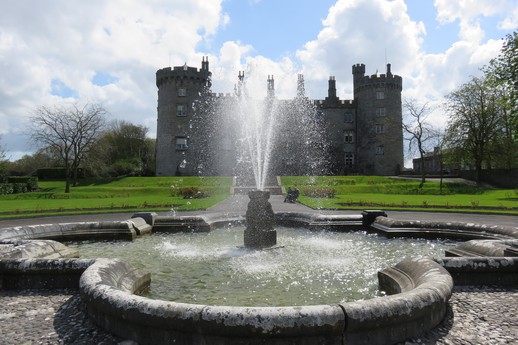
[0,0,517,163]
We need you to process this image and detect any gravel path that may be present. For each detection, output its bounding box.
[1,286,516,344]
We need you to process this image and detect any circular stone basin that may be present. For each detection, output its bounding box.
[70,226,456,306]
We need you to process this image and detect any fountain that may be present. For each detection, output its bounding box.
[2,67,518,345]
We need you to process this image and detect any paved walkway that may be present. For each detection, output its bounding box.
[0,195,517,344]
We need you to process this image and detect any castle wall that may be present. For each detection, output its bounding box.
[155,60,403,177]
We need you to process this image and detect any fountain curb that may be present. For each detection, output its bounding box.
[2,213,518,344]
[0,258,95,289]
[0,217,152,241]
[79,258,345,344]
[77,256,453,345]
[435,257,518,285]
[0,239,79,259]
[342,258,453,345]
[371,216,518,240]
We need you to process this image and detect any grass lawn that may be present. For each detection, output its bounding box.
[1,175,517,218]
[281,176,518,215]
[0,176,233,219]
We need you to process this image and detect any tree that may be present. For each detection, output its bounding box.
[30,103,107,192]
[402,99,435,186]
[8,149,57,176]
[483,32,518,169]
[484,31,518,138]
[85,120,155,177]
[0,136,7,176]
[444,76,502,184]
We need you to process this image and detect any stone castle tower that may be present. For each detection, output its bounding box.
[352,63,404,175]
[155,58,403,176]
[155,58,211,176]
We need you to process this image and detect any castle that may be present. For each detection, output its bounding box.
[155,58,403,177]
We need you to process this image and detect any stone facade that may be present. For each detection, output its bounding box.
[155,58,403,176]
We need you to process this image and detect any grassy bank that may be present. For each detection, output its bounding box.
[1,175,517,218]
[281,176,518,215]
[0,176,233,219]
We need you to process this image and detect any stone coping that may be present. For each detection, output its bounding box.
[445,239,518,257]
[0,217,152,241]
[436,257,518,286]
[78,257,451,345]
[150,211,365,233]
[0,258,95,289]
[371,216,518,240]
[0,239,79,259]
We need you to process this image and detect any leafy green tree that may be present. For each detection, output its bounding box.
[86,120,154,177]
[0,136,7,176]
[482,31,518,169]
[7,149,57,175]
[484,31,518,137]
[444,76,502,184]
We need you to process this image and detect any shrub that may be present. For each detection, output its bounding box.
[0,183,14,195]
[2,176,38,192]
[302,187,335,198]
[172,187,208,199]
[12,183,28,193]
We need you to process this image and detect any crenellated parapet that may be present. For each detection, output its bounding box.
[353,63,402,93]
[210,92,234,99]
[156,64,211,88]
[313,99,355,108]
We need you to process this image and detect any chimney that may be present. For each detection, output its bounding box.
[328,76,337,99]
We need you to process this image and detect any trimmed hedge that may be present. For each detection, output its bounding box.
[0,176,38,194]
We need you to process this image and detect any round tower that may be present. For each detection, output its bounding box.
[353,63,403,175]
[155,57,212,176]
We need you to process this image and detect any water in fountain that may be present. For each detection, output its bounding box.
[70,227,456,306]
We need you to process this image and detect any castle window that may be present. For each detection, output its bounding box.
[345,152,355,166]
[376,91,385,99]
[344,130,354,144]
[178,88,186,97]
[375,107,386,117]
[375,123,385,134]
[344,112,353,123]
[177,104,186,116]
[376,145,384,155]
[175,137,188,150]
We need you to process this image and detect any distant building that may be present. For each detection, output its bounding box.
[412,147,443,174]
[155,58,404,176]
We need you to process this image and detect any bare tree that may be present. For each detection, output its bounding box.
[30,103,107,192]
[402,99,435,187]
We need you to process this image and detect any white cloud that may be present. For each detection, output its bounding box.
[434,0,517,41]
[0,0,225,157]
[0,0,514,163]
[297,0,425,99]
[499,7,518,29]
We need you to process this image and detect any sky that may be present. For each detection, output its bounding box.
[1,0,517,165]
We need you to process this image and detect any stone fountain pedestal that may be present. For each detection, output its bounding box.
[244,190,277,249]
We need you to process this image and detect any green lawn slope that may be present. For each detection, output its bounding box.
[281,176,518,215]
[0,176,233,219]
